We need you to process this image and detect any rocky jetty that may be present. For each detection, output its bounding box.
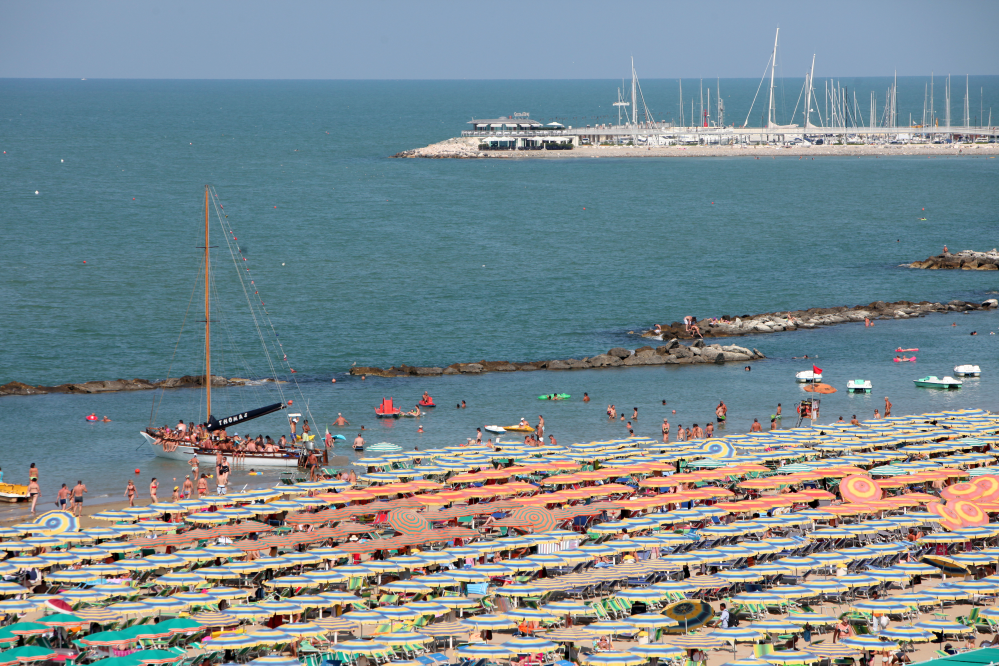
[392,137,493,159]
[640,298,998,341]
[0,375,272,398]
[907,250,999,270]
[348,342,765,378]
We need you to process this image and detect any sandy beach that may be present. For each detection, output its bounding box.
[395,137,999,159]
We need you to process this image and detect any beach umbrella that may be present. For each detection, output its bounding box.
[420,621,472,637]
[588,621,639,635]
[751,621,803,634]
[35,613,83,629]
[852,600,912,614]
[248,659,301,666]
[462,614,517,629]
[129,650,185,664]
[0,601,40,615]
[312,617,359,632]
[763,650,820,664]
[786,613,837,626]
[279,622,327,638]
[456,644,514,658]
[190,611,237,626]
[0,646,57,665]
[402,601,449,614]
[662,599,714,631]
[503,637,559,653]
[343,610,389,625]
[665,634,728,648]
[155,572,208,587]
[543,627,599,642]
[710,627,765,643]
[205,633,259,648]
[880,627,934,642]
[628,613,680,629]
[5,623,50,637]
[809,645,862,658]
[580,652,646,666]
[914,620,972,634]
[338,640,391,655]
[842,636,899,651]
[73,608,122,622]
[376,607,421,621]
[377,631,432,646]
[380,580,433,594]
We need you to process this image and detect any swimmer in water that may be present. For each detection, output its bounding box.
[101,416,111,422]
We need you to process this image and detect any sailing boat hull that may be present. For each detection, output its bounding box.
[140,432,302,468]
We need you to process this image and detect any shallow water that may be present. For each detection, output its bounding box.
[0,78,997,509]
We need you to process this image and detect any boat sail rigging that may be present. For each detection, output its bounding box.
[141,186,308,467]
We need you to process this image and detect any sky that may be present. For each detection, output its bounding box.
[2,0,997,80]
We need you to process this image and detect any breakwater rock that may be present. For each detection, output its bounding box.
[348,342,765,378]
[640,299,998,341]
[907,250,999,270]
[0,376,277,398]
[392,138,493,159]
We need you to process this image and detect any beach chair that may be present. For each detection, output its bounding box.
[754,644,775,659]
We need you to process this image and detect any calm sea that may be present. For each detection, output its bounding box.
[0,78,997,509]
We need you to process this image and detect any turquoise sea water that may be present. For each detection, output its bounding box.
[0,78,997,508]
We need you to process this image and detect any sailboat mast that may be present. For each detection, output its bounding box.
[767,27,779,128]
[204,185,212,417]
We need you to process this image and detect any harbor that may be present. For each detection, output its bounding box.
[397,32,998,158]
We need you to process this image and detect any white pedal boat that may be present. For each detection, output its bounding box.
[796,370,822,383]
[953,365,981,377]
[847,379,872,393]
[913,376,963,389]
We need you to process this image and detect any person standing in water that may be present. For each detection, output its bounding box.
[149,478,158,503]
[716,401,727,426]
[353,433,365,451]
[884,397,892,417]
[661,418,670,443]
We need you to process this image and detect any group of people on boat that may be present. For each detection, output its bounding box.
[148,420,295,458]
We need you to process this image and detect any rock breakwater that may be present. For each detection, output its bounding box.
[392,138,493,159]
[348,342,765,378]
[907,250,999,270]
[640,298,998,341]
[0,376,276,398]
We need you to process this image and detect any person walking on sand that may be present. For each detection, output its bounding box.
[182,475,193,499]
[884,397,892,417]
[149,478,159,503]
[71,480,87,516]
[196,474,208,499]
[125,480,137,506]
[57,483,70,510]
[188,453,199,479]
[27,478,40,516]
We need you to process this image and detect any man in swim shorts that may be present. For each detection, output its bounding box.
[716,401,727,424]
[71,480,87,517]
[57,483,69,509]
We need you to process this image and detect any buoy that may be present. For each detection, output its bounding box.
[331,378,336,383]
[135,469,140,474]
[61,159,64,163]
[35,191,39,195]
[274,206,277,208]
[288,400,293,405]
[83,261,86,264]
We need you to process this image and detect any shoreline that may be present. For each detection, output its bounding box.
[393,137,999,159]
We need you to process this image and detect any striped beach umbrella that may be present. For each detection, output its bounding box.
[763,650,820,664]
[580,652,646,666]
[461,614,517,629]
[809,644,862,658]
[206,633,259,648]
[842,636,899,651]
[73,608,122,622]
[190,611,238,626]
[420,621,472,637]
[503,637,559,653]
[880,627,934,643]
[665,634,728,648]
[456,643,514,658]
[377,631,432,646]
[710,627,765,643]
[914,620,972,634]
